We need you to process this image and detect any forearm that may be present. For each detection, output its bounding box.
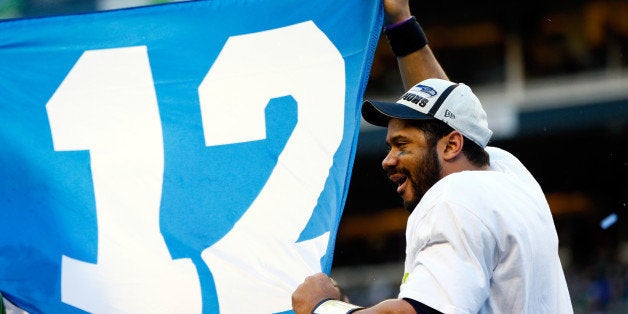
[396,45,447,90]
[310,298,416,314]
[292,273,417,314]
[354,299,416,313]
[383,0,448,89]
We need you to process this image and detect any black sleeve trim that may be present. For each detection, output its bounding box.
[402,298,443,314]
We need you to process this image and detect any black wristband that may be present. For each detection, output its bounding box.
[384,16,428,57]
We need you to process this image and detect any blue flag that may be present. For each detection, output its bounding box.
[0,0,382,313]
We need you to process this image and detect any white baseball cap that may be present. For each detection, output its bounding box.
[362,78,493,147]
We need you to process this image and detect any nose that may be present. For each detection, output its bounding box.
[382,150,397,171]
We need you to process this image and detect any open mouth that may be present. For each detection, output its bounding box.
[389,174,408,194]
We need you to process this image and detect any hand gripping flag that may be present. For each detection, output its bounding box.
[0,0,382,313]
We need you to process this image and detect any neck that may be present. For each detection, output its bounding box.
[440,157,488,178]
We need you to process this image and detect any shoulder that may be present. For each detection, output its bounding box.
[486,146,531,177]
[485,146,544,194]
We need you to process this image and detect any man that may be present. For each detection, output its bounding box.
[291,0,573,313]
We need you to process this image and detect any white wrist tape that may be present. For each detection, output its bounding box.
[312,299,363,314]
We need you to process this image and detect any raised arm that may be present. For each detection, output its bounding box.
[383,0,448,89]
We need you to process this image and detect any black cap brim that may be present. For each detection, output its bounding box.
[362,100,433,127]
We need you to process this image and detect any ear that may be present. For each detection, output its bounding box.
[440,130,464,161]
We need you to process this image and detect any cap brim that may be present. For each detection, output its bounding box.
[362,100,433,127]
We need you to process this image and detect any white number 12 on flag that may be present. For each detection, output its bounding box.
[46,21,345,313]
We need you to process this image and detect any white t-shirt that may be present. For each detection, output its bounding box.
[398,147,573,313]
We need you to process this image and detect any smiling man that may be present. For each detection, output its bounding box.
[359,78,573,313]
[291,0,573,313]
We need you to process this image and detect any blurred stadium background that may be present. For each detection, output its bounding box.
[2,0,626,313]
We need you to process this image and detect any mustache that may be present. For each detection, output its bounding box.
[385,167,410,176]
[386,168,409,178]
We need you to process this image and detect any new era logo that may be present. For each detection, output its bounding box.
[444,109,455,119]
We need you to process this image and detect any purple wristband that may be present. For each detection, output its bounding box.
[385,16,415,30]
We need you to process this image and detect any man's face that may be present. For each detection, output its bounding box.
[383,119,442,212]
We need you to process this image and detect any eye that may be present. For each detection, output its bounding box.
[396,141,409,150]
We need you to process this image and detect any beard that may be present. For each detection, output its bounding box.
[403,145,442,212]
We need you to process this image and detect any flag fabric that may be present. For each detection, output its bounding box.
[0,0,382,313]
